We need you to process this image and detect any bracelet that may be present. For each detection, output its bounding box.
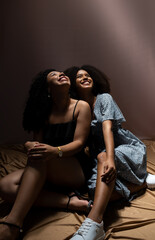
[57,146,63,157]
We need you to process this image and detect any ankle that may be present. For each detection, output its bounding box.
[5,216,23,229]
[88,212,103,224]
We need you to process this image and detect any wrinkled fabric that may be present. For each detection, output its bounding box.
[88,93,147,200]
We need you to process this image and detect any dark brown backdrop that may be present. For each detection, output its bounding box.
[0,0,155,143]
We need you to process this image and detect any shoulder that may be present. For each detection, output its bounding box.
[71,99,91,115]
[71,98,90,109]
[96,93,113,105]
[77,100,91,115]
[97,93,113,101]
[78,100,90,109]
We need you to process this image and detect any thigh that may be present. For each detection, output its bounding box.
[46,157,85,189]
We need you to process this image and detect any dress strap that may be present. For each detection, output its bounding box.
[72,100,79,120]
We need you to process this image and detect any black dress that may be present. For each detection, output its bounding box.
[43,101,92,181]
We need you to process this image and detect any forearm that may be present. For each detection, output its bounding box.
[54,139,84,158]
[27,139,85,161]
[102,121,115,163]
[97,121,116,184]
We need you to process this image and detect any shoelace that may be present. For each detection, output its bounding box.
[77,220,93,236]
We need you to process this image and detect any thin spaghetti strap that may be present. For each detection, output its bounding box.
[72,100,79,120]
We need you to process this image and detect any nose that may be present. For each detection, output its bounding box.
[83,74,88,80]
[59,72,65,77]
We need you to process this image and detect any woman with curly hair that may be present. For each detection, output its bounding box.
[0,69,92,240]
[64,65,150,240]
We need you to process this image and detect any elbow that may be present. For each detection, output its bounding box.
[79,143,84,152]
[76,140,85,152]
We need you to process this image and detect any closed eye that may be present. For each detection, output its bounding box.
[50,72,57,76]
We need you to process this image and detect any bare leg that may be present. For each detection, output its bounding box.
[0,161,47,240]
[0,156,89,240]
[0,165,89,212]
[88,153,115,223]
[87,152,146,223]
[0,169,25,202]
[4,162,47,225]
[70,153,114,240]
[0,172,89,213]
[35,189,89,212]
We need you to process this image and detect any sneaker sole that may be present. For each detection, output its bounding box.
[147,184,155,189]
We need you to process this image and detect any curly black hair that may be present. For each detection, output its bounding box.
[23,69,55,133]
[64,65,111,99]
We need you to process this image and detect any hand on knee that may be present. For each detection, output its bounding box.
[97,152,117,184]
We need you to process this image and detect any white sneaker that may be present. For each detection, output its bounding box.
[146,173,155,189]
[70,218,105,240]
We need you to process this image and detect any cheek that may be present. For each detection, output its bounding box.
[48,77,57,84]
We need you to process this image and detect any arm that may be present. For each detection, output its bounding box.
[54,100,91,157]
[98,120,116,184]
[27,101,91,161]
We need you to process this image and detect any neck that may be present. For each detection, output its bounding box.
[78,89,96,111]
[51,90,70,111]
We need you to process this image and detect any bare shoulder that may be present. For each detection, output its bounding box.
[70,99,91,120]
[77,100,91,115]
[77,100,90,109]
[70,98,90,110]
[77,101,91,121]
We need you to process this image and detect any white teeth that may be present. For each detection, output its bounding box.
[81,81,90,85]
[60,77,67,81]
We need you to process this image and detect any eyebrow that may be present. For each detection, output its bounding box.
[77,73,90,77]
[50,71,57,75]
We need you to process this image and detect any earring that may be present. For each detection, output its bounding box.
[48,93,50,98]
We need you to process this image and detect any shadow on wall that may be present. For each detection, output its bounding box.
[0,0,155,143]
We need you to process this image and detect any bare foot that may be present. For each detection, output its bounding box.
[67,193,93,213]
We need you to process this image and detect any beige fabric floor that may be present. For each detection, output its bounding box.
[0,140,155,240]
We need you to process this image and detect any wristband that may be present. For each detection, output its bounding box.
[57,146,63,157]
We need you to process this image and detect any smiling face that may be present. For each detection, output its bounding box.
[47,71,70,87]
[76,69,93,94]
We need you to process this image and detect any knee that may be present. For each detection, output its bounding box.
[0,177,8,195]
[97,152,106,165]
[0,176,14,196]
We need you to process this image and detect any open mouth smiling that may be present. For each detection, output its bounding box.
[80,80,91,85]
[58,76,68,82]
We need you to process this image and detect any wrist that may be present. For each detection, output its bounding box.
[57,146,63,158]
[107,156,115,163]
